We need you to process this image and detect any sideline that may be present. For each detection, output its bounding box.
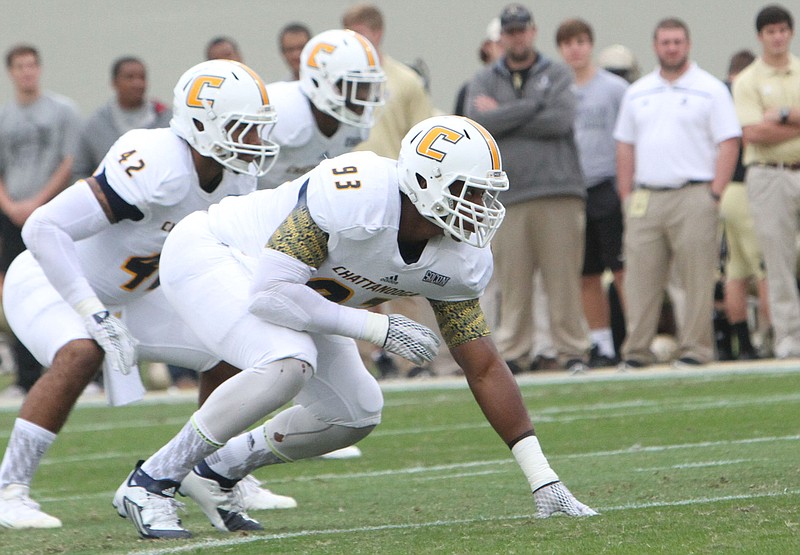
[2,358,799,413]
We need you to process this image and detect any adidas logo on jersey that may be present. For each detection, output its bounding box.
[380,274,399,284]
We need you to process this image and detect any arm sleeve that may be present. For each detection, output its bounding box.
[248,248,387,344]
[21,180,111,308]
[429,298,491,349]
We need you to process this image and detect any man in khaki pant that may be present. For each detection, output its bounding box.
[733,4,800,359]
[614,18,740,368]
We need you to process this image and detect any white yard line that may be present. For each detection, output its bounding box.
[127,488,800,555]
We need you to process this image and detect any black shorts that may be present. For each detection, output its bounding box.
[583,179,624,276]
[0,212,25,273]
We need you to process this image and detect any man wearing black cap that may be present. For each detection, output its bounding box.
[465,3,591,375]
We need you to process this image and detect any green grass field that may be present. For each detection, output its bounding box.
[1,363,799,554]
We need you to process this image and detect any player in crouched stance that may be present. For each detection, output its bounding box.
[114,115,597,539]
[0,59,294,531]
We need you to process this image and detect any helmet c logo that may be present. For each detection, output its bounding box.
[416,126,463,162]
[186,75,225,108]
[306,43,336,69]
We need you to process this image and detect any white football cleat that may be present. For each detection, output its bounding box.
[113,464,191,539]
[179,471,263,532]
[318,445,363,460]
[236,474,297,510]
[533,481,598,518]
[0,484,62,529]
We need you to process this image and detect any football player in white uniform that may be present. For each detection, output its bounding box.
[257,28,385,190]
[0,60,286,531]
[114,115,598,540]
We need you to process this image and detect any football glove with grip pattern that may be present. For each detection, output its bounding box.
[532,481,598,518]
[383,314,441,365]
[84,311,138,375]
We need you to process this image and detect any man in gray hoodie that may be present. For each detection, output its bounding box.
[465,3,590,373]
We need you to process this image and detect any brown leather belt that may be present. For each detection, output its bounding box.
[753,162,800,171]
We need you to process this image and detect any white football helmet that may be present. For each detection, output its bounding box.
[299,29,386,128]
[170,59,279,176]
[397,116,509,248]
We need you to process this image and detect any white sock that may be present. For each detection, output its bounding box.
[590,328,615,357]
[204,426,281,481]
[511,435,559,492]
[0,418,57,488]
[141,414,223,482]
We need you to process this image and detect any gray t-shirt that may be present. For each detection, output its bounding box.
[574,68,628,188]
[0,91,81,200]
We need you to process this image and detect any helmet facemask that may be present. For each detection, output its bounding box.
[201,105,279,176]
[325,71,385,128]
[415,171,507,248]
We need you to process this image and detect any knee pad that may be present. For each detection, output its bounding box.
[264,405,376,461]
[195,357,311,443]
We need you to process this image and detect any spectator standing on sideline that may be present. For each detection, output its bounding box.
[278,23,311,81]
[205,36,243,62]
[556,18,628,368]
[733,4,800,359]
[719,49,768,360]
[466,3,590,373]
[0,44,81,399]
[73,57,171,183]
[615,18,740,369]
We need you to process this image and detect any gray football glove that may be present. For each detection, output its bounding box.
[383,314,440,365]
[533,481,598,518]
[84,311,138,375]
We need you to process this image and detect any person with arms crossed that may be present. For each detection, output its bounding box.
[113,115,598,540]
[615,18,740,368]
[0,59,283,530]
[732,4,800,359]
[466,3,591,373]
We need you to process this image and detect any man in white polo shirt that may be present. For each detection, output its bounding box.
[614,17,741,368]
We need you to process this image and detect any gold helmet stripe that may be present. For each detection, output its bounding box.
[464,118,501,170]
[347,30,378,67]
[231,61,270,105]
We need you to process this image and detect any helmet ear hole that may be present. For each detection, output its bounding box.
[416,173,428,190]
[192,118,205,132]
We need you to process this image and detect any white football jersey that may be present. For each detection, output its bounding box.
[77,128,255,306]
[256,81,368,190]
[209,150,493,306]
